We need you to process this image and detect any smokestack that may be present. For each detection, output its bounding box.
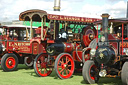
[127,1,128,37]
[101,13,109,43]
[127,1,128,18]
[53,0,60,11]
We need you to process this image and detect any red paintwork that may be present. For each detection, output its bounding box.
[6,41,32,53]
[108,33,128,55]
[35,26,47,35]
[47,14,101,23]
[64,43,74,53]
[82,26,97,47]
[47,40,54,43]
[36,53,53,77]
[15,9,99,78]
[19,9,101,23]
[89,64,97,80]
[6,57,16,69]
[73,51,82,62]
[57,54,74,79]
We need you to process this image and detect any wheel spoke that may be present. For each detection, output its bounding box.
[45,68,49,72]
[44,68,46,74]
[40,68,42,73]
[66,57,70,64]
[38,66,41,69]
[62,71,64,75]
[68,65,72,67]
[40,57,45,63]
[60,68,64,73]
[59,60,63,64]
[58,66,61,68]
[67,69,71,73]
[66,56,67,63]
[66,69,68,75]
[62,58,64,64]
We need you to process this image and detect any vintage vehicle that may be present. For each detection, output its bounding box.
[0,25,37,71]
[82,13,128,85]
[19,9,100,79]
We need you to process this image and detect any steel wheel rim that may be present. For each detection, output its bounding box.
[6,57,16,69]
[26,57,32,64]
[36,54,52,77]
[83,29,95,46]
[89,65,97,80]
[57,54,74,79]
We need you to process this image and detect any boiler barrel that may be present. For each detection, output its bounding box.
[46,43,74,56]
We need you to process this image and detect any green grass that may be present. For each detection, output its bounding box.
[0,64,122,85]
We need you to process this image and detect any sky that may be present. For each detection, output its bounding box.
[0,0,128,22]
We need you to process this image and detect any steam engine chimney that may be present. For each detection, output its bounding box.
[101,13,109,44]
[53,0,60,11]
[126,1,128,18]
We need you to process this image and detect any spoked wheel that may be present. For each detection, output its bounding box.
[121,62,128,85]
[34,53,53,77]
[81,25,96,47]
[82,60,99,84]
[54,53,75,79]
[1,53,18,72]
[24,57,33,67]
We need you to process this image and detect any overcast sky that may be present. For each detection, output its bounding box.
[0,0,127,22]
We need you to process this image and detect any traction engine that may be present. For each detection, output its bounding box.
[82,13,128,85]
[18,9,100,79]
[33,24,97,79]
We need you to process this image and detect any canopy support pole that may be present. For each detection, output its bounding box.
[41,17,44,40]
[30,18,33,39]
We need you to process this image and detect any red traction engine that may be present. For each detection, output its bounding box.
[33,24,97,79]
[82,13,128,85]
[0,25,36,72]
[18,9,99,79]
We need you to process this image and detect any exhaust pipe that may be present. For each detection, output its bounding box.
[53,0,61,11]
[126,1,128,37]
[101,13,109,45]
[126,1,128,18]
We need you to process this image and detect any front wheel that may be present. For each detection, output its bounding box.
[82,60,99,84]
[121,62,128,85]
[1,53,18,72]
[54,53,75,79]
[33,53,53,77]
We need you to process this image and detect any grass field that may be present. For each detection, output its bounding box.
[0,64,122,85]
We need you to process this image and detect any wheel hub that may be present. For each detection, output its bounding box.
[41,62,47,68]
[6,57,16,69]
[61,64,68,69]
[8,60,12,65]
[64,64,67,68]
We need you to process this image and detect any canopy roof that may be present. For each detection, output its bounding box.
[19,9,101,23]
[94,18,128,25]
[1,25,37,29]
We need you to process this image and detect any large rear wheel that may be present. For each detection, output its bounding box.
[121,62,128,85]
[82,60,99,84]
[1,53,18,72]
[81,25,96,47]
[34,53,53,77]
[54,53,75,79]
